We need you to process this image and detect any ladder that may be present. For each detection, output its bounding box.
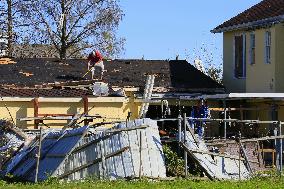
[139,75,155,118]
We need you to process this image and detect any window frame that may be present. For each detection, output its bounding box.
[233,34,246,79]
[265,31,271,64]
[249,33,256,65]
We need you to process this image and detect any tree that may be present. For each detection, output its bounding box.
[20,0,124,59]
[0,0,29,57]
[0,0,14,57]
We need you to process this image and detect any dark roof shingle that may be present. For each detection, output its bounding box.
[0,58,224,95]
[212,0,284,33]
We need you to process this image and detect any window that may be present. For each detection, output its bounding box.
[234,34,246,78]
[250,33,255,65]
[265,31,271,64]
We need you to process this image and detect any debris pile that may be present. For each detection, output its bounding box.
[1,119,166,182]
[0,120,30,169]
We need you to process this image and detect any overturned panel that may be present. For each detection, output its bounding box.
[182,131,251,180]
[54,119,166,180]
[5,126,88,182]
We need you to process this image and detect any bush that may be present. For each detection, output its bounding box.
[163,145,185,177]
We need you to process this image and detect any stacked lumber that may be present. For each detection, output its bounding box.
[0,58,16,64]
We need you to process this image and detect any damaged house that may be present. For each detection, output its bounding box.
[0,57,234,181]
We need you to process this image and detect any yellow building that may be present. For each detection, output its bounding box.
[212,0,284,93]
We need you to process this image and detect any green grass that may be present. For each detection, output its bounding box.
[0,177,283,189]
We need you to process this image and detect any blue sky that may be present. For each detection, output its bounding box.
[118,0,261,64]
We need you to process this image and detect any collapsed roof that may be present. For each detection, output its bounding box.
[0,58,224,95]
[212,0,284,33]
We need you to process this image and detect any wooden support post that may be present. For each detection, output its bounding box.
[183,113,188,177]
[34,98,39,129]
[262,142,265,166]
[83,96,89,126]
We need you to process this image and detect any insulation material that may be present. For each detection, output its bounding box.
[91,82,109,96]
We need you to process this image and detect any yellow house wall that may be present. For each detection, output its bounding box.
[246,27,276,93]
[223,31,246,93]
[0,97,142,129]
[223,23,284,93]
[275,23,284,92]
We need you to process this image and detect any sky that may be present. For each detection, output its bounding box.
[117,0,261,64]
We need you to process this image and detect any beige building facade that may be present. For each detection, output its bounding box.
[212,0,284,93]
[223,23,284,93]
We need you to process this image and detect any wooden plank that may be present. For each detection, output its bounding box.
[83,96,89,126]
[34,98,39,129]
[38,114,75,117]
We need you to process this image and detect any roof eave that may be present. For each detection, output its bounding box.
[211,14,284,33]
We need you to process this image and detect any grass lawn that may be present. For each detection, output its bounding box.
[0,177,283,189]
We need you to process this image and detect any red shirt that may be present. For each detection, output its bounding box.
[88,51,103,65]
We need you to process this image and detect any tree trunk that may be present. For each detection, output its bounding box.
[7,0,13,57]
[60,0,67,60]
[60,47,67,60]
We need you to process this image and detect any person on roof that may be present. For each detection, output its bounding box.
[87,50,104,80]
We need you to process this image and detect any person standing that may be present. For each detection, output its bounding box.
[87,50,104,80]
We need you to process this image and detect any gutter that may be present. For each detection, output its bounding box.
[211,14,284,33]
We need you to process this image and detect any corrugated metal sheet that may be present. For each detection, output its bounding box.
[54,119,166,180]
[182,130,251,180]
[6,126,88,181]
[4,119,166,181]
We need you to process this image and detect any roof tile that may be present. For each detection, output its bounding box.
[213,0,284,32]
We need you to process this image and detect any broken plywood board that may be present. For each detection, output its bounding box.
[0,58,16,65]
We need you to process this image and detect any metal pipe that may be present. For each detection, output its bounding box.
[35,127,42,183]
[155,118,284,125]
[223,101,227,139]
[183,113,188,177]
[178,115,182,143]
[279,121,283,176]
[238,132,241,181]
[139,131,143,178]
[185,117,280,124]
[178,114,182,155]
